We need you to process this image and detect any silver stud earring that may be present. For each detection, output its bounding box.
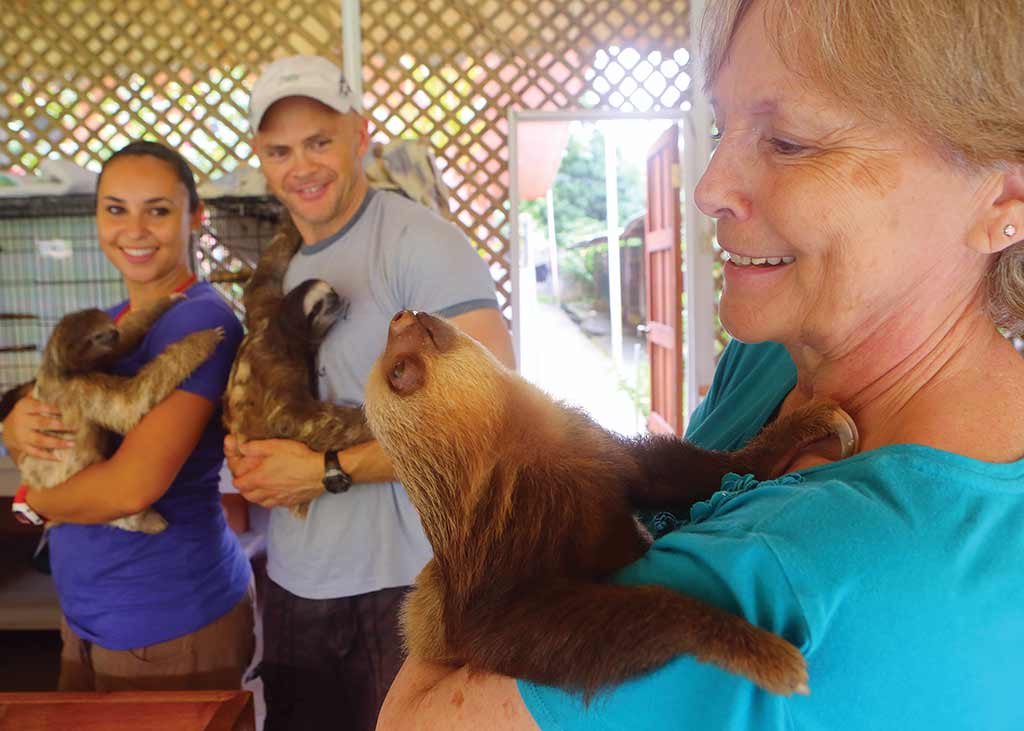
[1004,224,1017,238]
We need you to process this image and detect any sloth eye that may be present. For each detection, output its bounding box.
[386,355,423,395]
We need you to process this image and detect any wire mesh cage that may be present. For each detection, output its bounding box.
[199,196,284,313]
[0,195,125,393]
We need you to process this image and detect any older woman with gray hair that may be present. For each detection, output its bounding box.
[377,0,1024,728]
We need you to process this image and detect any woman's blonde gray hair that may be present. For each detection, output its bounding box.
[699,0,1024,334]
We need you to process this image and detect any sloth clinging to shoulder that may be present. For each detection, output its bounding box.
[364,310,857,696]
[19,294,223,533]
[223,220,374,518]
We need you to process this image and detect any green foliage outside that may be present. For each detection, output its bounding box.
[521,126,645,251]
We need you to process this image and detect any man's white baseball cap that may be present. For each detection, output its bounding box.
[248,55,361,132]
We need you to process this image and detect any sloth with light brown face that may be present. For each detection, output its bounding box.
[364,310,858,696]
[19,294,223,533]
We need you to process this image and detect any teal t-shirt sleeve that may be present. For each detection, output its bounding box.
[686,340,795,451]
[517,523,808,731]
[146,293,244,404]
[388,210,499,317]
[684,340,733,437]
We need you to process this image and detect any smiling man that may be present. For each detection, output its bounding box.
[226,55,515,731]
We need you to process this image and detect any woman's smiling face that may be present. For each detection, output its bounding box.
[694,1,992,357]
[96,154,199,290]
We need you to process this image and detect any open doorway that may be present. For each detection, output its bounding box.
[510,111,685,437]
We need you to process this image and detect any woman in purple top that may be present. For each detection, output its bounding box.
[2,142,253,691]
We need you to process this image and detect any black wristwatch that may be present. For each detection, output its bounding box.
[322,450,353,494]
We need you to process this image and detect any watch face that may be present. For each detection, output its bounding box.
[323,469,353,494]
[323,450,352,493]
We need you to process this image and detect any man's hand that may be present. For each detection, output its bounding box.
[2,395,73,462]
[224,435,324,508]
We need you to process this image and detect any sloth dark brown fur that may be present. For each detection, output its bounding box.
[223,219,374,518]
[365,310,859,696]
[18,295,223,533]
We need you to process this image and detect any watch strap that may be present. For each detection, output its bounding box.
[12,484,44,526]
[322,450,353,494]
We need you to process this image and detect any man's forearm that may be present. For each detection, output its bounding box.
[227,436,398,508]
[340,438,396,484]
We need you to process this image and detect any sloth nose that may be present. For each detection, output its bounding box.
[389,310,418,337]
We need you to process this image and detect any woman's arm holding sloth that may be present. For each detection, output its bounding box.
[26,391,213,523]
[378,657,539,731]
[227,307,515,506]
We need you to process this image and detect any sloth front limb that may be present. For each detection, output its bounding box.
[289,399,376,453]
[434,581,808,697]
[73,327,223,435]
[623,401,858,511]
[112,293,187,358]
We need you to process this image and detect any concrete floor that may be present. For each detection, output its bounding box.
[520,299,648,437]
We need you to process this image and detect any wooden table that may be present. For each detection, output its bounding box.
[0,690,255,730]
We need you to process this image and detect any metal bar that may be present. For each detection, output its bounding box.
[545,188,561,302]
[512,110,689,122]
[508,108,522,370]
[682,0,717,422]
[341,0,364,102]
[602,123,623,368]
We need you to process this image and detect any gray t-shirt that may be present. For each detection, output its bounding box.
[270,189,499,599]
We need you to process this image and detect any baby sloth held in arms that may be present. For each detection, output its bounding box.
[18,295,223,533]
[223,220,374,518]
[364,310,859,696]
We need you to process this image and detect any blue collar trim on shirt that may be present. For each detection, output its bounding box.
[299,187,379,255]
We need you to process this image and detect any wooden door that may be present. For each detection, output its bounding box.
[643,124,683,435]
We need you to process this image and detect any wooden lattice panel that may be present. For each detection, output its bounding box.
[0,0,341,179]
[3,0,693,320]
[362,0,692,317]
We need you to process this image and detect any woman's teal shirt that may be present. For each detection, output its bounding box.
[520,340,1024,731]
